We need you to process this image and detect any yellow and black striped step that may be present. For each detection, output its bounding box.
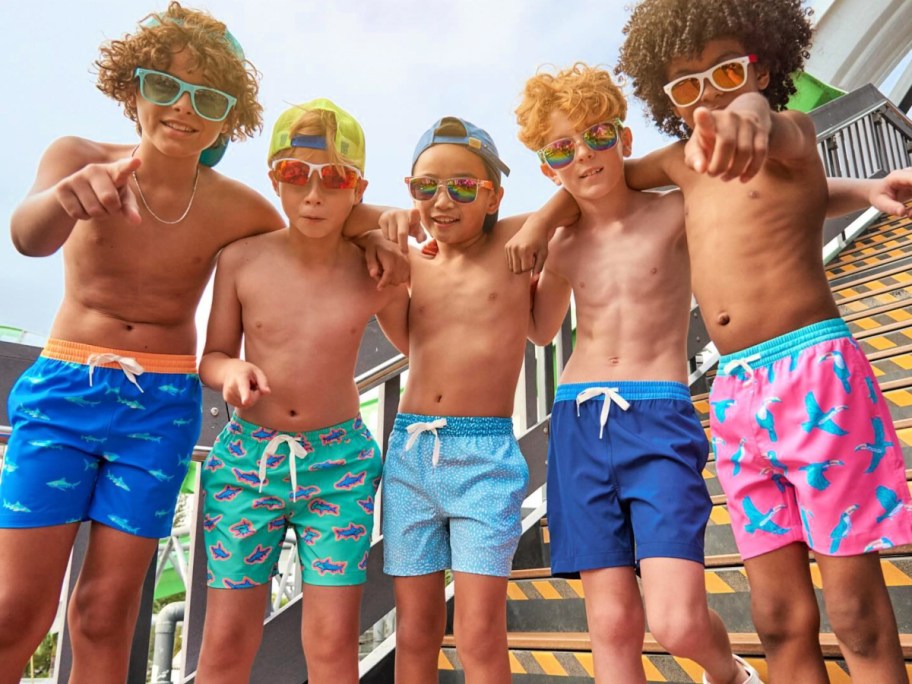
[497,557,912,636]
[829,240,912,280]
[438,633,912,682]
[829,216,912,263]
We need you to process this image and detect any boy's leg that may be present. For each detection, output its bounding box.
[580,566,647,684]
[0,525,79,683]
[816,552,908,683]
[195,584,270,684]
[301,584,363,684]
[66,522,159,684]
[452,571,510,684]
[744,544,828,684]
[393,572,447,684]
[640,558,742,684]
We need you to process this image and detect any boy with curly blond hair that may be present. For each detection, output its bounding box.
[511,62,761,684]
[614,1,912,682]
[0,4,285,680]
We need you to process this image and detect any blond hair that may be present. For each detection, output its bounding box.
[516,62,627,151]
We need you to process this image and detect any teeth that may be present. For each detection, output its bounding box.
[164,121,194,133]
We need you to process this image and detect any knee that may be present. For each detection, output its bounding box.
[751,593,820,650]
[304,618,358,665]
[68,583,134,643]
[396,611,446,656]
[0,588,56,647]
[453,612,505,661]
[648,611,710,658]
[826,594,883,658]
[587,600,645,652]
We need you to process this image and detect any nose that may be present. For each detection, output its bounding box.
[301,172,324,203]
[699,75,723,103]
[172,90,194,113]
[574,135,593,161]
[431,183,455,208]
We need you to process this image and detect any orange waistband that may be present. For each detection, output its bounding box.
[41,339,197,374]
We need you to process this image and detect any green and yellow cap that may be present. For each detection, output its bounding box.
[267,98,366,172]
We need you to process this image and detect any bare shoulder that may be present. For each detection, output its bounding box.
[218,229,281,271]
[489,213,530,244]
[33,137,133,188]
[200,170,285,244]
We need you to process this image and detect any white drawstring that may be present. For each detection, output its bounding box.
[722,353,761,379]
[262,434,309,498]
[576,387,630,439]
[405,418,448,466]
[86,353,145,393]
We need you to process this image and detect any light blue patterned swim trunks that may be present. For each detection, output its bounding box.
[381,413,529,577]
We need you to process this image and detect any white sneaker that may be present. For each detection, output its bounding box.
[702,654,765,684]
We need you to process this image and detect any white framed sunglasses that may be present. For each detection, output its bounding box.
[663,55,757,108]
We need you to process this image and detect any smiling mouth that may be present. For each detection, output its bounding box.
[432,216,458,225]
[579,167,603,179]
[162,120,197,134]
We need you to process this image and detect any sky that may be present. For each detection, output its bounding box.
[0,0,906,347]
[0,1,678,345]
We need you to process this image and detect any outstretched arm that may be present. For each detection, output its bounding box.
[684,93,818,182]
[826,169,912,218]
[11,137,142,256]
[528,266,572,346]
[504,190,581,274]
[199,246,271,408]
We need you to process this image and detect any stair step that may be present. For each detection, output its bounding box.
[829,238,912,279]
[499,558,912,635]
[831,217,912,261]
[438,635,912,682]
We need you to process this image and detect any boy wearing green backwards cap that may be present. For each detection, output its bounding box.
[194,99,409,684]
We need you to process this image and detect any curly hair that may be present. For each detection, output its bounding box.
[616,0,813,139]
[95,1,262,145]
[516,62,627,151]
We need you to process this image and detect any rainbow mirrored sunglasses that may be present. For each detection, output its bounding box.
[537,119,624,170]
[271,158,363,190]
[663,55,757,108]
[405,176,495,204]
[134,68,237,122]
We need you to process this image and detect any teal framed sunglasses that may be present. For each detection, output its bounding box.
[134,68,237,122]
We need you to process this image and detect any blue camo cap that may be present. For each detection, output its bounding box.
[411,116,510,178]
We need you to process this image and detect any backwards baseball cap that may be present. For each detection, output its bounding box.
[412,116,510,179]
[139,13,245,168]
[268,98,366,172]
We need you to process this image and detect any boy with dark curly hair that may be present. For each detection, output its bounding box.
[513,61,762,684]
[611,1,912,682]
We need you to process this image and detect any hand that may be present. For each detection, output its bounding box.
[357,231,410,289]
[222,360,271,408]
[505,217,550,274]
[379,208,426,252]
[684,104,770,182]
[53,156,142,224]
[868,168,912,218]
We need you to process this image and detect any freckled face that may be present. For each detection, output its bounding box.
[539,111,632,201]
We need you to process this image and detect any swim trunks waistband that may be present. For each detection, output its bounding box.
[555,381,690,403]
[41,339,197,374]
[717,318,850,375]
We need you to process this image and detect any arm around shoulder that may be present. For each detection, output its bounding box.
[375,282,410,356]
[528,263,572,346]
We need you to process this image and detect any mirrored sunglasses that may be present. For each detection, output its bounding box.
[271,158,363,190]
[134,68,237,122]
[405,176,494,204]
[663,55,757,108]
[537,119,624,171]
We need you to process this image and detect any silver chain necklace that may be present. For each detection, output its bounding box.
[131,166,200,225]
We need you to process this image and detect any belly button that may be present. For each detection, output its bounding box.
[289,409,297,417]
[717,312,731,326]
[435,394,443,403]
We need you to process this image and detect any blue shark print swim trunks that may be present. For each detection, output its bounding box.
[0,339,201,538]
[382,413,530,578]
[202,413,382,588]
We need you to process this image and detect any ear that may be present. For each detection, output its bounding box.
[620,126,633,158]
[540,163,562,186]
[756,63,771,91]
[268,171,280,195]
[486,185,505,215]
